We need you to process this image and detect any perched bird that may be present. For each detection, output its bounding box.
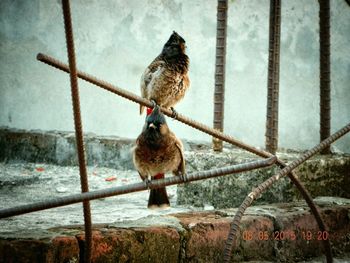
[133,105,185,208]
[140,31,190,116]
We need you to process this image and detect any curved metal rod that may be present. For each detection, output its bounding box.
[0,157,276,219]
[37,53,332,262]
[223,122,350,263]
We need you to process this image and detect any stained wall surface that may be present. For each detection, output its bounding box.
[1,0,349,152]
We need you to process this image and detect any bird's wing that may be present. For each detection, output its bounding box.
[174,137,186,176]
[133,138,148,180]
[140,58,165,114]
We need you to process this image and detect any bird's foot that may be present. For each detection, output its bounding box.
[180,173,188,183]
[144,178,152,189]
[147,100,159,116]
[170,107,178,119]
[151,100,157,109]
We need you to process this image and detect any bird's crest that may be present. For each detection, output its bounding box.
[165,31,185,46]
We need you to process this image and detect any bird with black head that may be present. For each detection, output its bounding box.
[133,105,185,208]
[140,31,190,117]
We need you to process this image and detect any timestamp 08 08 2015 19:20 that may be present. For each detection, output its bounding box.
[242,230,330,241]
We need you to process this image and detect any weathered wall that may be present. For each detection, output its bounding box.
[1,200,350,262]
[0,0,349,152]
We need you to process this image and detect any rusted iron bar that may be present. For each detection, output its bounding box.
[0,157,276,219]
[36,53,271,158]
[37,53,330,247]
[223,123,350,263]
[61,1,92,262]
[213,0,228,152]
[265,0,281,154]
[319,0,331,154]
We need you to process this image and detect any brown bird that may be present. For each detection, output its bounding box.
[140,31,190,116]
[133,105,185,208]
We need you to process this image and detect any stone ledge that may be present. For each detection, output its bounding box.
[1,128,350,208]
[1,198,349,263]
[0,128,135,169]
[178,151,350,208]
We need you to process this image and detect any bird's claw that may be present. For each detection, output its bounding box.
[151,100,157,109]
[170,107,178,119]
[144,178,151,189]
[180,173,188,183]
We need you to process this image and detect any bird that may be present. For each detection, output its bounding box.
[133,105,185,208]
[140,31,190,117]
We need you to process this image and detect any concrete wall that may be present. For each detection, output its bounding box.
[1,0,349,152]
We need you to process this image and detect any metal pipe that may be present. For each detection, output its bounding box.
[223,122,350,263]
[36,53,331,258]
[61,1,92,262]
[0,157,276,219]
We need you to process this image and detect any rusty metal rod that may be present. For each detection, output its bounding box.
[319,0,331,154]
[36,53,274,158]
[61,1,92,262]
[0,157,276,219]
[223,122,350,263]
[265,0,281,154]
[213,0,228,152]
[36,53,331,256]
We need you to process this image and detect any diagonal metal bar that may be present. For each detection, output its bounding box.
[36,53,331,255]
[223,123,350,263]
[0,157,276,219]
[61,0,92,262]
[36,53,273,158]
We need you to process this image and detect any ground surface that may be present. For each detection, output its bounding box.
[0,162,193,235]
[0,162,350,262]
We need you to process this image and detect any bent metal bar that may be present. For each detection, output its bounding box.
[35,52,337,262]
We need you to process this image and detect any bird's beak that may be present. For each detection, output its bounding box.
[149,123,156,129]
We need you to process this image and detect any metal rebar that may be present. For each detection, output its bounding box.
[213,0,228,152]
[36,53,271,158]
[265,0,281,155]
[319,0,331,154]
[223,123,350,263]
[61,1,92,262]
[0,157,276,219]
[36,53,331,256]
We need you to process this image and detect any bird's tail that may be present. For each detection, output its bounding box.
[140,106,153,116]
[139,105,145,115]
[148,173,170,209]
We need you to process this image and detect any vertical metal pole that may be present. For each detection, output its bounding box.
[61,1,92,262]
[319,0,331,154]
[213,0,228,152]
[265,0,281,155]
